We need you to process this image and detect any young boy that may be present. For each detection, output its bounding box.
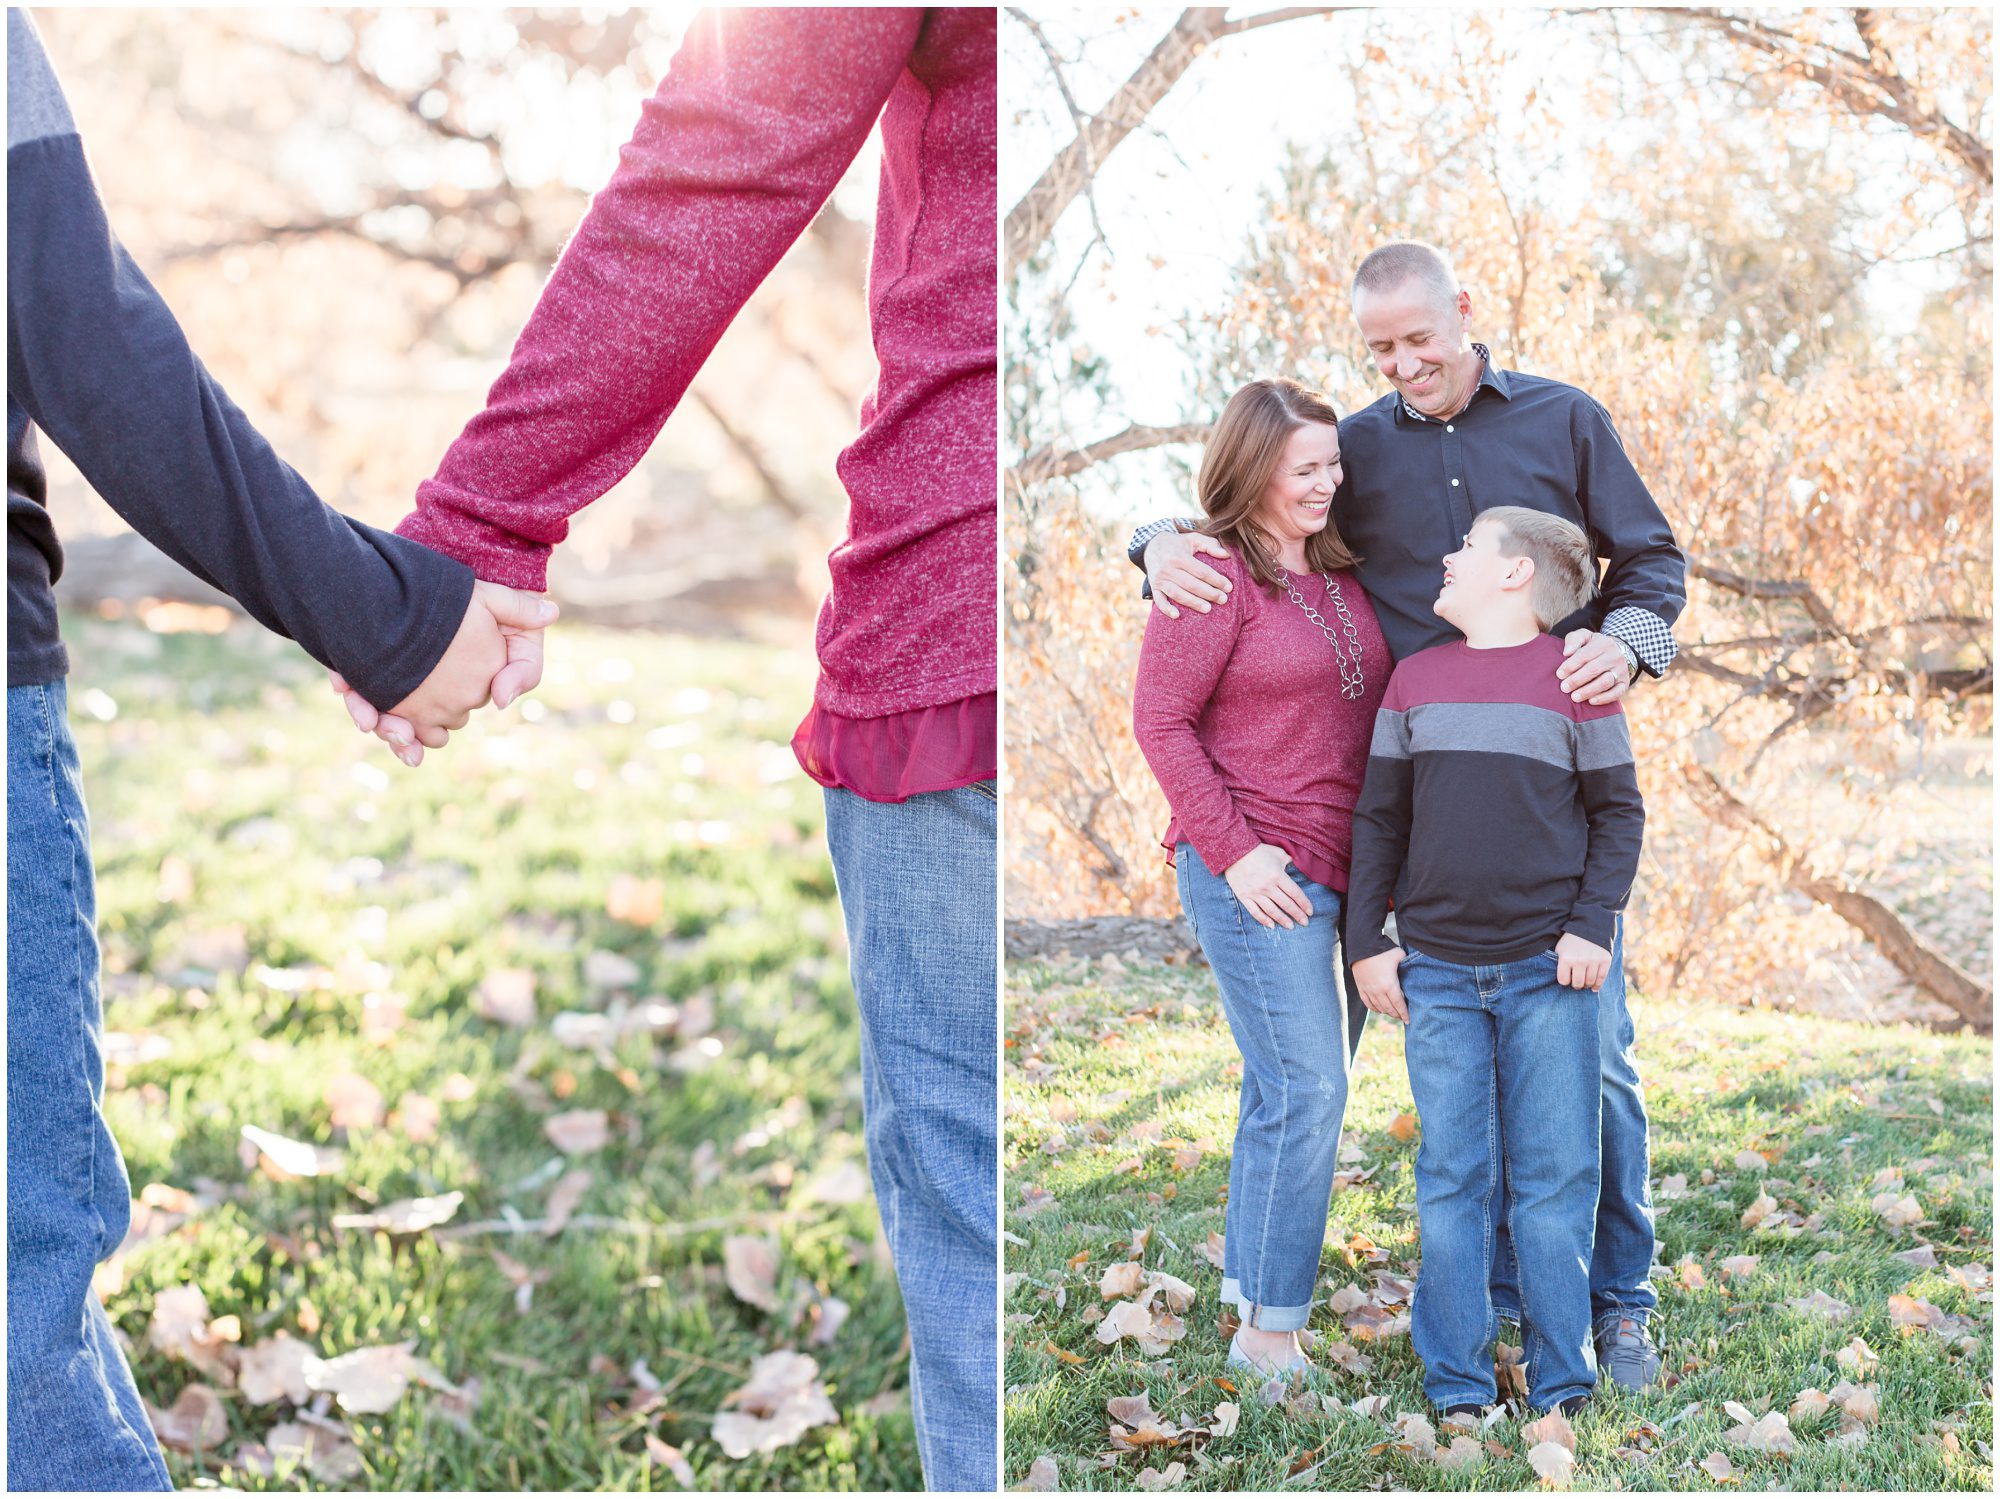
[1345,506,1645,1420]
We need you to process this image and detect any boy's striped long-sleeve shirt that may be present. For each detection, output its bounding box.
[1344,633,1644,966]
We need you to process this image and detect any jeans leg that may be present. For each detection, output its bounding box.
[7,683,174,1492]
[1592,925,1658,1327]
[1177,846,1348,1331]
[823,783,995,1494]
[1401,951,1501,1410]
[1495,954,1602,1409]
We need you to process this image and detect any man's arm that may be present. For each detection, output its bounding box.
[1126,517,1238,618]
[394,9,926,589]
[1574,395,1686,678]
[6,10,475,713]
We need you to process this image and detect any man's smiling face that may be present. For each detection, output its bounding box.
[1352,277,1479,419]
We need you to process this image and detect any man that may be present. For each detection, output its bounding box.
[7,12,544,1486]
[1131,240,1685,1388]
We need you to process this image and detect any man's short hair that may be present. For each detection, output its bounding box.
[1351,241,1460,313]
[1477,506,1597,630]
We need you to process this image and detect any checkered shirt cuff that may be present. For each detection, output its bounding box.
[1602,606,1678,677]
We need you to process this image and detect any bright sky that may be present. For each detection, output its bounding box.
[1003,7,1981,523]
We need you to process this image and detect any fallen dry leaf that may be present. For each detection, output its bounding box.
[331,1191,463,1236]
[1718,1255,1760,1280]
[1211,1401,1240,1438]
[237,1331,314,1406]
[809,1293,850,1348]
[1887,1293,1943,1330]
[1024,1454,1060,1491]
[148,1284,234,1381]
[391,1091,441,1143]
[147,1384,227,1452]
[1135,1462,1186,1490]
[1723,1410,1795,1453]
[1828,1380,1879,1425]
[262,1419,364,1483]
[1351,1393,1391,1419]
[1834,1337,1878,1375]
[239,1123,342,1180]
[1657,1173,1689,1199]
[1106,1391,1183,1450]
[1786,1290,1852,1321]
[645,1433,697,1487]
[544,1168,593,1236]
[1526,1440,1574,1488]
[711,1350,838,1459]
[1733,1149,1768,1173]
[1387,1112,1418,1143]
[1522,1409,1576,1452]
[1437,1434,1483,1470]
[543,1108,611,1155]
[1740,1192,1778,1229]
[724,1236,782,1313]
[1100,1262,1146,1299]
[303,1340,428,1414]
[1678,1255,1708,1290]
[1789,1388,1830,1419]
[1893,1245,1940,1269]
[475,968,538,1027]
[1199,1231,1225,1269]
[324,1072,384,1130]
[1872,1192,1923,1228]
[1394,1413,1436,1459]
[607,874,665,927]
[1697,1450,1740,1484]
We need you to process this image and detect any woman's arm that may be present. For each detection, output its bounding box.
[396,8,927,588]
[1131,579,1259,879]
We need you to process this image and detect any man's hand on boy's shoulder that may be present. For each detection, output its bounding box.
[1554,932,1612,991]
[1351,947,1408,1024]
[1558,629,1636,705]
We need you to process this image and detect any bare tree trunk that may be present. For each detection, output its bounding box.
[1004,7,1346,281]
[1681,760,1992,1032]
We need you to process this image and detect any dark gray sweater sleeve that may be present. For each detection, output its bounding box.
[5,10,472,708]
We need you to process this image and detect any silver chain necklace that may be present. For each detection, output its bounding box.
[1275,567,1367,699]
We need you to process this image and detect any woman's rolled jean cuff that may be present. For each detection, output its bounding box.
[1220,1277,1313,1332]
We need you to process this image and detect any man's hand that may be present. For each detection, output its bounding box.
[1145,530,1233,619]
[1559,629,1632,704]
[1554,931,1612,991]
[1222,843,1311,930]
[331,581,556,766]
[1352,948,1408,1024]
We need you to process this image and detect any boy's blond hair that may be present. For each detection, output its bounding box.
[1477,506,1596,630]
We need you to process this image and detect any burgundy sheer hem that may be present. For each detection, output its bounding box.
[1160,824,1350,895]
[792,690,996,804]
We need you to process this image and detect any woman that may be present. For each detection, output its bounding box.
[334,10,996,1490]
[1132,377,1390,1374]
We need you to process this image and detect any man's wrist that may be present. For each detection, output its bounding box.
[1613,635,1639,682]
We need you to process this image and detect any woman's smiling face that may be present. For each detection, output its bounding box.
[1252,421,1343,555]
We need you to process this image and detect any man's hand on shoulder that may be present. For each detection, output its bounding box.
[1558,629,1634,705]
[1146,531,1234,619]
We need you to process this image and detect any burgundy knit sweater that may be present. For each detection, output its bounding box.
[393,8,996,792]
[1133,554,1391,892]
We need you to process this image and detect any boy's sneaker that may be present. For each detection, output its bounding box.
[1593,1317,1659,1390]
[1558,1395,1590,1417]
[1439,1404,1484,1427]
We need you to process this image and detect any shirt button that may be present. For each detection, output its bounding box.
[1451,478,1460,486]
[1446,425,1454,432]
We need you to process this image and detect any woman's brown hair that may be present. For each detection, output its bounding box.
[1195,377,1360,591]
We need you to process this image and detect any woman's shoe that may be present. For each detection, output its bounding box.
[1226,1332,1312,1375]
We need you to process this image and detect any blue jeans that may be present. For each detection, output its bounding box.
[8,682,175,1491]
[1402,944,1601,1411]
[824,783,996,1493]
[1488,923,1657,1334]
[1176,845,1364,1332]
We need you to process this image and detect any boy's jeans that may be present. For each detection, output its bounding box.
[1488,924,1658,1336]
[8,682,176,1491]
[1175,845,1365,1331]
[1402,944,1602,1411]
[824,783,996,1494]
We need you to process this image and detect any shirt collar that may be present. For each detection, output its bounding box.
[1396,343,1511,423]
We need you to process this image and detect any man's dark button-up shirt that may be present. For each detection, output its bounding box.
[1129,347,1686,672]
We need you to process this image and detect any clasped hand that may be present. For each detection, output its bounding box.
[328,580,557,766]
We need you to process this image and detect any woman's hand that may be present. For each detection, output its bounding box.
[1223,843,1312,929]
[1351,948,1408,1024]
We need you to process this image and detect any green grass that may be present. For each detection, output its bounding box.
[67,612,919,1492]
[1003,954,1994,1491]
